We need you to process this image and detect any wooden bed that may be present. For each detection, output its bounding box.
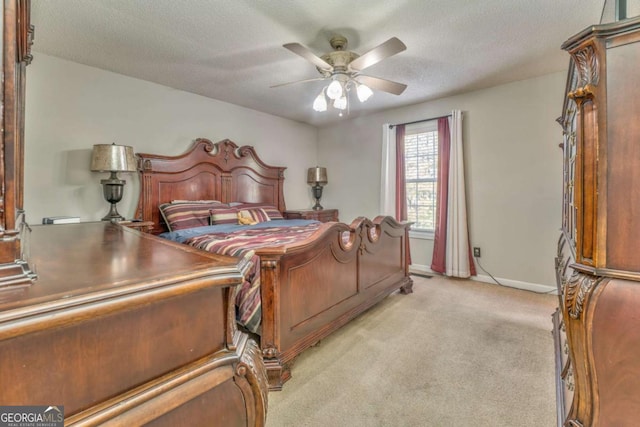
[136,138,413,390]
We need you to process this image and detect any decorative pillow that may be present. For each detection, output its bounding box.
[239,208,271,224]
[231,203,284,220]
[210,206,240,225]
[160,201,225,231]
[237,211,257,225]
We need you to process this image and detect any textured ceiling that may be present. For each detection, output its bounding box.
[31,0,604,127]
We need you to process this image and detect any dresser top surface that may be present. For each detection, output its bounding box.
[0,222,240,313]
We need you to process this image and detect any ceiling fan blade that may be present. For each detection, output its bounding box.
[283,42,333,72]
[270,77,326,88]
[356,75,407,96]
[348,37,407,72]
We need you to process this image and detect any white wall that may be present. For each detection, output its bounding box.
[318,71,565,288]
[25,53,317,223]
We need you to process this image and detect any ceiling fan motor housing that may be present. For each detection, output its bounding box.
[315,35,359,77]
[319,50,359,77]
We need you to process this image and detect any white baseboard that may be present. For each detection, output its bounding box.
[409,263,557,295]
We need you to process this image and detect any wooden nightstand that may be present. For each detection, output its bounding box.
[284,209,339,223]
[119,220,155,233]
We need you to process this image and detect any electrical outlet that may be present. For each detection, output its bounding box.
[473,247,481,258]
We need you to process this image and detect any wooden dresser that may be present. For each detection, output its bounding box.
[554,16,640,427]
[0,222,268,426]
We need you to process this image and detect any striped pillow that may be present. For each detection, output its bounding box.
[171,200,222,204]
[210,207,240,225]
[160,201,225,231]
[239,208,271,224]
[231,203,284,220]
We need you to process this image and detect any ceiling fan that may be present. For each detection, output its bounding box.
[272,35,407,114]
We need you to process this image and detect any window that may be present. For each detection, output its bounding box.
[404,120,438,232]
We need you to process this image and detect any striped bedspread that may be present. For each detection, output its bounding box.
[183,222,322,333]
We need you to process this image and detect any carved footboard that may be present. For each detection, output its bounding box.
[256,216,413,390]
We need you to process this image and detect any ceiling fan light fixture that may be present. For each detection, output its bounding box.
[313,91,328,112]
[278,36,407,117]
[356,83,373,102]
[326,80,343,100]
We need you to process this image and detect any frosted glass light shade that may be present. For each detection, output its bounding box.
[313,92,327,112]
[357,84,373,102]
[333,96,347,110]
[326,80,343,100]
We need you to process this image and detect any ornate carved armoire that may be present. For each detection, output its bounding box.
[554,15,640,427]
[0,0,35,287]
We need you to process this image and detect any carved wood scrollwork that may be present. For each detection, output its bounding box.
[568,45,599,101]
[237,146,252,158]
[556,236,565,260]
[564,271,601,320]
[575,45,599,86]
[17,0,34,64]
[262,260,278,269]
[556,252,565,271]
[565,364,575,391]
[357,226,370,255]
[237,338,269,408]
[568,85,595,101]
[556,108,576,135]
[262,346,278,358]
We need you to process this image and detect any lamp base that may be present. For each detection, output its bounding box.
[100,173,126,222]
[101,203,125,222]
[311,184,324,211]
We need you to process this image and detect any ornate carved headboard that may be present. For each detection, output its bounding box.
[136,138,286,234]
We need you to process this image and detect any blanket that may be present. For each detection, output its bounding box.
[183,222,322,333]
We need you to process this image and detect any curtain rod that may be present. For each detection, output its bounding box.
[389,113,451,129]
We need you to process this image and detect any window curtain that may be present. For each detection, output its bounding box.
[430,111,476,277]
[380,123,408,220]
[394,124,407,221]
[380,124,396,216]
[381,123,411,265]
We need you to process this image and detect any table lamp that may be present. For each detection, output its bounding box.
[91,143,137,221]
[307,166,328,210]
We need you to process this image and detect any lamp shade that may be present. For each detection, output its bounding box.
[91,143,137,172]
[307,167,328,185]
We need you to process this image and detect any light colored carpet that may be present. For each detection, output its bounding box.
[265,275,557,427]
